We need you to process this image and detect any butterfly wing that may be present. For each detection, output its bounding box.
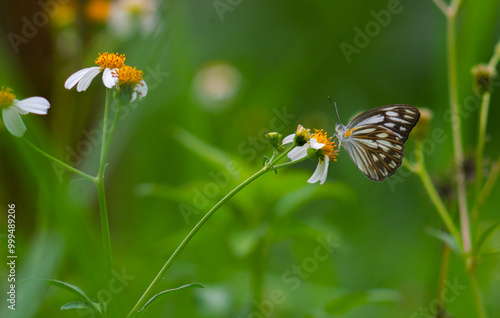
[340,105,420,181]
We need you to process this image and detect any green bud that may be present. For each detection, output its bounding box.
[266,132,285,152]
[471,64,497,96]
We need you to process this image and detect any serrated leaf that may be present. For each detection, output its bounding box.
[476,221,500,255]
[425,227,460,254]
[61,301,93,310]
[325,289,400,314]
[137,283,204,315]
[29,278,101,313]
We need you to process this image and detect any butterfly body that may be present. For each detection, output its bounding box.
[335,104,420,182]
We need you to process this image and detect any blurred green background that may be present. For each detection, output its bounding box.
[1,0,500,317]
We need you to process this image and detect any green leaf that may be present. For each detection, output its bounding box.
[137,283,204,315]
[61,301,93,310]
[325,289,401,314]
[425,227,461,254]
[476,221,500,255]
[29,278,101,313]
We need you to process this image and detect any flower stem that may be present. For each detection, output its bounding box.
[414,142,462,249]
[127,147,293,318]
[22,138,96,182]
[445,0,471,255]
[95,89,120,279]
[473,91,491,215]
[468,271,488,318]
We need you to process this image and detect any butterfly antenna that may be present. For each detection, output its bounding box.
[328,97,341,123]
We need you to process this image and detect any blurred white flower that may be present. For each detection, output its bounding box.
[109,0,159,37]
[0,87,50,137]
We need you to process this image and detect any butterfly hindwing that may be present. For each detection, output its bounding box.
[337,104,420,182]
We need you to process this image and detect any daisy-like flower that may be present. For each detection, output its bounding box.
[110,65,148,103]
[284,128,337,185]
[0,87,50,137]
[64,52,126,92]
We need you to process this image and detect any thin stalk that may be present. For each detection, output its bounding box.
[414,142,462,249]
[468,271,487,318]
[127,147,294,318]
[473,91,491,219]
[436,245,451,317]
[22,138,96,182]
[446,0,471,255]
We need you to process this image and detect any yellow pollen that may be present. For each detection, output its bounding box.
[0,87,15,108]
[312,129,338,162]
[95,52,126,70]
[113,65,144,86]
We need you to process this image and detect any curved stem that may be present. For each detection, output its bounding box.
[22,138,96,182]
[127,147,294,317]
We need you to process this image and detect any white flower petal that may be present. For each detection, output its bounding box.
[310,138,325,150]
[136,80,148,98]
[103,68,118,88]
[288,143,309,161]
[282,134,295,145]
[75,67,102,92]
[64,67,97,90]
[2,107,26,137]
[308,155,329,185]
[130,91,137,103]
[13,97,50,115]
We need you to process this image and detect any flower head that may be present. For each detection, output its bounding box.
[0,87,50,137]
[284,127,337,185]
[282,124,313,146]
[64,52,126,92]
[111,65,148,103]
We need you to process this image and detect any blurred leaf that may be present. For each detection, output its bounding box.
[60,301,93,310]
[27,278,101,314]
[476,221,500,255]
[174,127,248,176]
[229,224,268,258]
[325,289,401,314]
[274,181,356,219]
[479,249,500,258]
[137,283,205,316]
[425,227,461,254]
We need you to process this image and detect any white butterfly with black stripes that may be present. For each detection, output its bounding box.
[334,104,420,181]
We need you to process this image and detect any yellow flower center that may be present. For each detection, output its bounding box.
[312,129,338,161]
[0,87,15,108]
[95,52,126,70]
[113,65,144,86]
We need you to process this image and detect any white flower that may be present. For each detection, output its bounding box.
[307,139,330,185]
[284,128,338,185]
[64,52,126,92]
[109,0,159,38]
[0,87,50,137]
[111,65,148,103]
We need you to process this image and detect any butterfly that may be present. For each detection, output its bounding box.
[334,104,420,182]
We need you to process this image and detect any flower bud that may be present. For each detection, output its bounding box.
[472,64,497,96]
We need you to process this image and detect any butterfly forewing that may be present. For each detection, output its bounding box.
[338,104,420,182]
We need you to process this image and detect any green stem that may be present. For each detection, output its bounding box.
[436,244,451,317]
[468,271,487,318]
[22,138,96,182]
[127,147,294,318]
[473,91,491,217]
[415,142,462,250]
[96,89,121,278]
[445,0,471,255]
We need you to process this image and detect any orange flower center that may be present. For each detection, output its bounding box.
[95,52,126,70]
[113,65,144,86]
[0,87,15,108]
[312,129,338,162]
